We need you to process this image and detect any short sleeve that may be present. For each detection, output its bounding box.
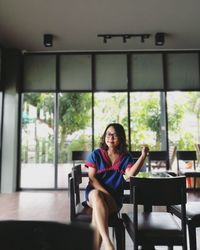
[85,151,96,168]
[124,153,135,170]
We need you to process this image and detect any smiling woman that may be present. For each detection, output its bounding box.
[83,123,149,250]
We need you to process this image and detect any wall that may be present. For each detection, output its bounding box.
[0,49,21,193]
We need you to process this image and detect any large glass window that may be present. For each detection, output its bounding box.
[57,92,92,188]
[19,52,200,190]
[167,91,200,150]
[20,93,55,188]
[94,92,128,147]
[130,92,167,151]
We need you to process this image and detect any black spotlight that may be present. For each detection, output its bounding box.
[43,34,53,47]
[155,32,165,46]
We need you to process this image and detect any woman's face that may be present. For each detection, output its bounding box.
[105,126,120,149]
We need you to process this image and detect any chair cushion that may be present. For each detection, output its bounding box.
[75,204,92,223]
[122,212,183,245]
[173,202,200,222]
[181,170,200,177]
[138,212,182,238]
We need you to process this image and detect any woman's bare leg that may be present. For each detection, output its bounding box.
[92,213,102,250]
[88,190,116,250]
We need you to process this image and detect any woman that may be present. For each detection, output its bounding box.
[84,123,149,250]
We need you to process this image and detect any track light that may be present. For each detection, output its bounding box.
[97,32,166,46]
[43,34,53,47]
[97,33,151,44]
[155,32,165,46]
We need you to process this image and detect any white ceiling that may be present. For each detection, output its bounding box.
[0,0,200,52]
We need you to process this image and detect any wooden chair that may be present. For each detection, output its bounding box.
[68,150,90,190]
[130,151,141,160]
[122,176,187,250]
[72,150,90,167]
[130,151,147,172]
[195,143,200,165]
[170,201,200,250]
[148,151,169,172]
[0,220,94,250]
[176,150,200,189]
[69,164,125,250]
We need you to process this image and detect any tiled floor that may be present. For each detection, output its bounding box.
[0,190,199,249]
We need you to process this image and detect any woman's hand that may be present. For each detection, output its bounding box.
[125,145,149,178]
[141,145,149,158]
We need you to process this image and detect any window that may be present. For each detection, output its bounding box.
[94,92,128,147]
[167,91,200,150]
[130,92,167,151]
[20,93,55,188]
[57,92,92,188]
[19,52,200,189]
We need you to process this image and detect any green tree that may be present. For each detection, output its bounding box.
[58,93,91,153]
[23,92,91,163]
[186,92,200,143]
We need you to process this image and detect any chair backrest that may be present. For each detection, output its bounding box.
[72,164,82,205]
[130,176,187,206]
[72,151,90,166]
[195,144,200,163]
[69,176,76,220]
[148,151,169,171]
[0,220,94,250]
[169,145,177,169]
[130,151,147,172]
[176,150,197,172]
[130,151,141,160]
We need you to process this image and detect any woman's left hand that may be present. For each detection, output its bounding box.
[141,145,149,157]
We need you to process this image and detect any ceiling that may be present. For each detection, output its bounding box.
[0,0,200,53]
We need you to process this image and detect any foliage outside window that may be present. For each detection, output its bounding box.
[167,92,200,150]
[58,92,92,163]
[94,92,128,147]
[20,91,200,189]
[130,92,164,151]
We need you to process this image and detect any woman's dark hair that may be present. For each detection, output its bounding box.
[99,123,128,154]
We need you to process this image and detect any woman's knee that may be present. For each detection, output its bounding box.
[89,189,104,202]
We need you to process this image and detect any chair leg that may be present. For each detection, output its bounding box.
[188,223,196,250]
[115,221,125,250]
[134,242,138,250]
[112,227,115,240]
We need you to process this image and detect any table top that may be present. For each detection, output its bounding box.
[136,171,172,178]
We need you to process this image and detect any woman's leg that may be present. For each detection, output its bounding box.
[92,212,102,250]
[88,189,116,250]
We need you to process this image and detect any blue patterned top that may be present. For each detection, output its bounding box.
[84,148,134,209]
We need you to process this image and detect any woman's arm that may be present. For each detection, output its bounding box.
[88,167,110,195]
[125,146,149,179]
